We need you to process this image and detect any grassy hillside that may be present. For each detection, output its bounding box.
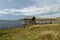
[0,24,60,40]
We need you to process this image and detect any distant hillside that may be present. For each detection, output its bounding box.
[19,17,60,22]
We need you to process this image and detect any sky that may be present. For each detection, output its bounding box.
[0,0,60,20]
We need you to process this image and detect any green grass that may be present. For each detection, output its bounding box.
[0,24,60,40]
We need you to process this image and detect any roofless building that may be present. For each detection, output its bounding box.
[24,16,36,25]
[24,16,54,25]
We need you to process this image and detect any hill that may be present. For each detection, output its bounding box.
[0,24,60,40]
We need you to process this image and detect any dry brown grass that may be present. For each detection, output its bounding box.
[0,24,60,40]
[40,30,59,40]
[29,24,60,29]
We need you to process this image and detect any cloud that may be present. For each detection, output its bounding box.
[0,4,60,18]
[8,0,12,2]
[36,13,60,18]
[16,4,60,16]
[32,0,60,6]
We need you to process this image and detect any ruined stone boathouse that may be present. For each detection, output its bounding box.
[24,16,54,25]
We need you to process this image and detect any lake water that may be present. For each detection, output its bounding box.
[0,21,24,29]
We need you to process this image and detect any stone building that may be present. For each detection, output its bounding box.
[24,16,58,25]
[36,18,53,24]
[24,16,36,25]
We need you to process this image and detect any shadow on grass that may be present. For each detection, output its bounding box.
[0,32,9,36]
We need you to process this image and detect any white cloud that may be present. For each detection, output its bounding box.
[0,10,8,14]
[14,4,60,15]
[0,4,60,18]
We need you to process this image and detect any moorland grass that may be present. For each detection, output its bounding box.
[0,24,60,40]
